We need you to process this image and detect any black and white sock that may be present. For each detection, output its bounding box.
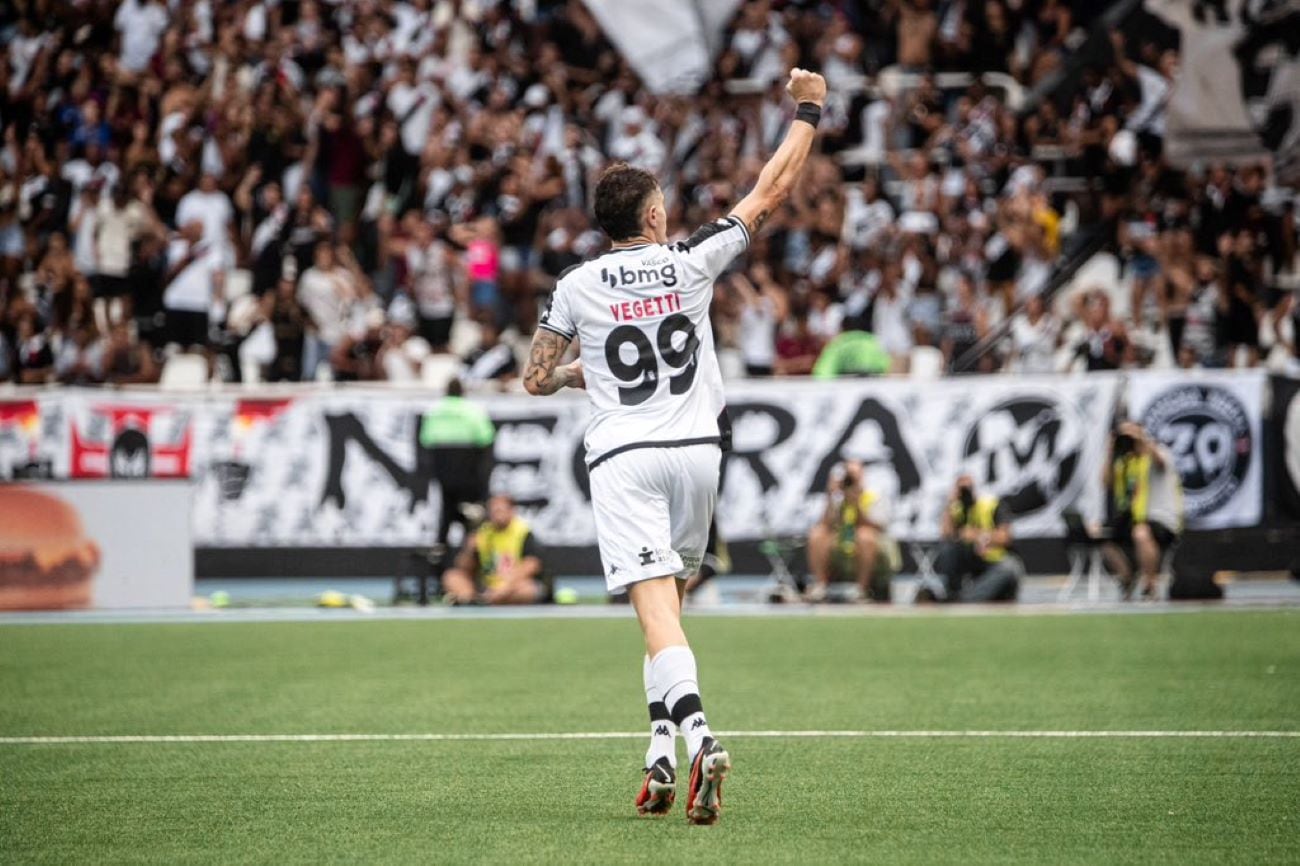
[650,645,713,762]
[643,654,678,769]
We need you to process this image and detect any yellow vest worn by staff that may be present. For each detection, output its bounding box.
[837,489,881,553]
[1113,453,1151,520]
[474,517,534,590]
[836,489,903,572]
[949,495,1006,562]
[1112,453,1184,531]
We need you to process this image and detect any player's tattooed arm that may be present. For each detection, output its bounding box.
[730,69,824,239]
[523,329,584,396]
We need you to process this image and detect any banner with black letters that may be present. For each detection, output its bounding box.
[1127,369,1266,529]
[0,376,1124,547]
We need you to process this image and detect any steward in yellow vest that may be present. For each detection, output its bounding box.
[1102,422,1183,600]
[441,494,551,605]
[806,460,901,602]
[928,475,1022,603]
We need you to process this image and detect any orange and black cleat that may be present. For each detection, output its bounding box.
[686,737,730,825]
[636,756,676,816]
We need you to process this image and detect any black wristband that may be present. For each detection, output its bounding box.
[795,101,822,128]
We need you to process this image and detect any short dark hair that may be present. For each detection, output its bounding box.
[593,163,658,241]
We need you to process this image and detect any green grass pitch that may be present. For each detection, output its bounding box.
[2,609,1298,864]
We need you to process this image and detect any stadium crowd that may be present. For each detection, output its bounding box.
[0,0,1296,386]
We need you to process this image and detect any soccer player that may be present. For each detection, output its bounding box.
[522,69,827,824]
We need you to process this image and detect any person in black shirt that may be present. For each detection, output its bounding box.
[129,233,169,350]
[1217,230,1263,367]
[496,169,556,331]
[920,475,1022,603]
[265,276,311,382]
[330,309,385,382]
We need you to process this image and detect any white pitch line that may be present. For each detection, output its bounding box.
[2,730,1298,745]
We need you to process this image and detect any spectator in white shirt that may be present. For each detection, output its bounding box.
[1007,294,1061,374]
[163,222,224,350]
[608,107,666,176]
[843,176,895,251]
[461,321,518,385]
[731,267,788,378]
[114,0,169,73]
[385,58,439,157]
[175,172,235,256]
[94,186,142,316]
[872,265,915,366]
[297,241,354,378]
[69,185,99,281]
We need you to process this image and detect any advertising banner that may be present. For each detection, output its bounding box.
[1274,374,1300,519]
[0,375,1120,547]
[0,481,192,610]
[1127,369,1266,528]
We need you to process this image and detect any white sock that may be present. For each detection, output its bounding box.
[643,654,677,769]
[650,645,713,762]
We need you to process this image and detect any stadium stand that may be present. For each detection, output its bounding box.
[3,0,1294,387]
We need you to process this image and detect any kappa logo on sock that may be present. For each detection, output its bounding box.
[691,718,707,730]
[654,725,671,737]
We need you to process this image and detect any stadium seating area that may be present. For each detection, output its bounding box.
[1,0,1296,387]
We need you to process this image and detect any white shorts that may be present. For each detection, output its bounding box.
[588,443,721,593]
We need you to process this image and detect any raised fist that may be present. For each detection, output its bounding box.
[786,68,827,107]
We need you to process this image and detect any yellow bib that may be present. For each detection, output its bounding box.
[949,495,1005,562]
[474,518,531,589]
[1112,454,1151,522]
[838,490,879,553]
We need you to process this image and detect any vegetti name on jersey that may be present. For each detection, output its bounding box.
[538,215,750,470]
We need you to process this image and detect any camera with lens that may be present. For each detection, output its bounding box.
[841,461,862,489]
[957,482,975,510]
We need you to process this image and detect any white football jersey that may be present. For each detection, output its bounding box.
[538,215,750,469]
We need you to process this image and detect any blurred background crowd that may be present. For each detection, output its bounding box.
[1,0,1297,387]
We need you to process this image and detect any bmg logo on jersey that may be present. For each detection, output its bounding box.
[601,261,678,289]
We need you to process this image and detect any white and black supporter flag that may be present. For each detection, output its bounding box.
[1145,0,1300,183]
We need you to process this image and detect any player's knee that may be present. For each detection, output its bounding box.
[808,522,831,547]
[1133,523,1154,545]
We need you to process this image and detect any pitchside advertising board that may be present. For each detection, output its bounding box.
[0,372,1284,548]
[0,480,192,610]
[1275,374,1300,520]
[2,376,1124,547]
[1127,370,1266,529]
